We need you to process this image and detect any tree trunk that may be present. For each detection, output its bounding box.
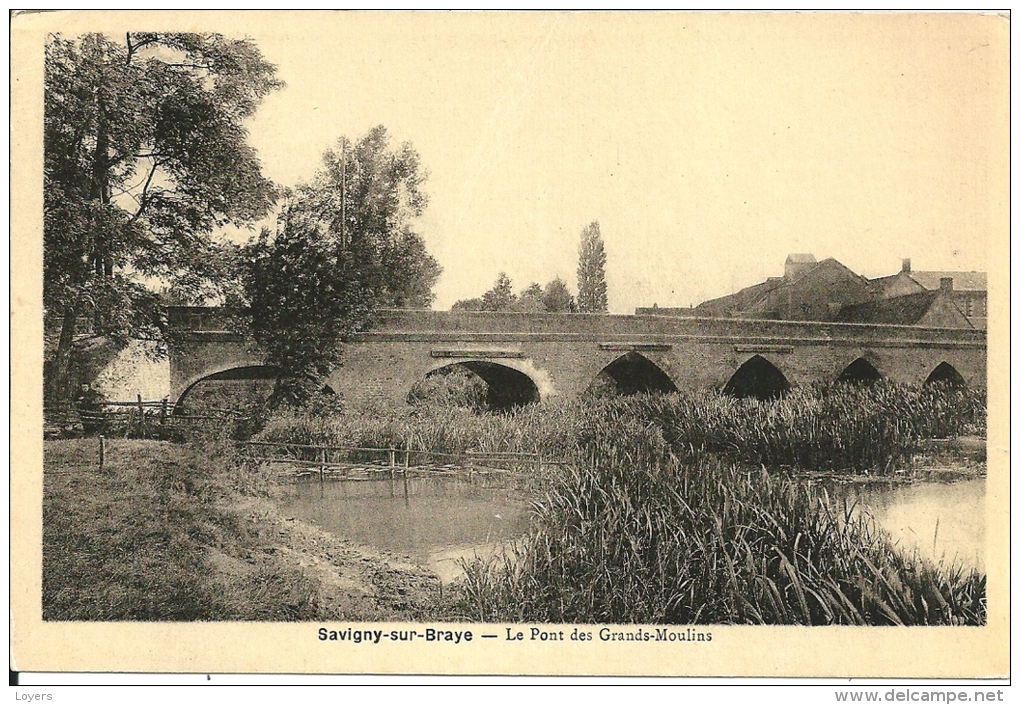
[46,307,78,405]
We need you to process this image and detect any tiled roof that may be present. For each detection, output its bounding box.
[693,277,784,315]
[909,271,986,292]
[835,291,939,325]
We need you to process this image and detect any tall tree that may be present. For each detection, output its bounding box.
[44,32,282,402]
[242,126,441,406]
[576,220,608,313]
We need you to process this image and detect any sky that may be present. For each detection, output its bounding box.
[35,11,1012,314]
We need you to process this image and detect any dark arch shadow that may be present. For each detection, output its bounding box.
[414,362,540,412]
[175,366,336,414]
[924,362,967,387]
[723,355,791,401]
[836,357,882,386]
[594,352,678,396]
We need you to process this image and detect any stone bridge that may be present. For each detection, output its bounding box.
[168,307,986,410]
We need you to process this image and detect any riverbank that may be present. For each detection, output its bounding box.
[42,438,458,621]
[42,380,987,623]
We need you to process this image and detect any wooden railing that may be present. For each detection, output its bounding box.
[237,439,565,482]
[44,395,247,437]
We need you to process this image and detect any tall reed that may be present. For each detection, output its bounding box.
[631,382,985,471]
[255,382,984,473]
[462,409,986,625]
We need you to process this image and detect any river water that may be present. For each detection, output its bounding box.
[830,477,985,572]
[278,474,986,581]
[277,475,532,582]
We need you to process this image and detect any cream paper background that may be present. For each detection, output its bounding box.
[10,10,1010,677]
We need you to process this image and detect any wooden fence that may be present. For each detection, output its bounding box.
[44,395,246,437]
[238,439,565,483]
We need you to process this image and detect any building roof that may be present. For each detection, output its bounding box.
[869,273,901,288]
[693,277,785,316]
[908,271,987,292]
[834,290,971,327]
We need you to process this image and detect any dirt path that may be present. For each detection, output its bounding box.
[42,438,462,622]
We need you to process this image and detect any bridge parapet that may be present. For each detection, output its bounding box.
[169,306,986,347]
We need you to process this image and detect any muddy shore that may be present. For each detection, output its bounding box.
[42,438,462,622]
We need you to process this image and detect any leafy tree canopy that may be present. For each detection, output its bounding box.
[44,31,282,400]
[452,273,576,313]
[542,277,577,313]
[241,125,441,406]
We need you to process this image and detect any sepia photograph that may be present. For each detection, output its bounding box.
[10,10,1009,679]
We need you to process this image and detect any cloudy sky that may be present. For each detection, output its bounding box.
[30,11,1011,313]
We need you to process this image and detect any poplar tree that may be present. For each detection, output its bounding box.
[576,221,608,313]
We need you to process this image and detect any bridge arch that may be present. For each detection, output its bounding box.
[412,360,541,412]
[924,361,967,387]
[174,365,337,414]
[836,357,883,386]
[722,355,790,401]
[175,365,281,414]
[591,351,678,396]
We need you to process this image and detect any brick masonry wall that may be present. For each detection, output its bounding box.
[170,308,987,405]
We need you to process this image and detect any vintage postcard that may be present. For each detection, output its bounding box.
[11,10,1010,678]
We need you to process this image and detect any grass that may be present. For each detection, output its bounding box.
[42,437,452,621]
[460,411,986,625]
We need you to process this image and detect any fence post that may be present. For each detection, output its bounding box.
[467,451,475,482]
[160,398,168,426]
[136,394,145,435]
[402,462,410,506]
[98,435,105,468]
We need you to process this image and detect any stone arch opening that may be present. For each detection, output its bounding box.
[836,357,882,386]
[175,366,336,414]
[593,352,678,396]
[723,355,791,401]
[411,361,540,412]
[924,362,967,388]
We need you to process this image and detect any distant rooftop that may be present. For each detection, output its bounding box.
[908,271,986,292]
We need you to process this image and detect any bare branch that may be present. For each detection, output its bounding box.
[165,63,213,71]
[125,33,159,64]
[126,158,161,225]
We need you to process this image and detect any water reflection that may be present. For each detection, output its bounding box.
[832,478,985,572]
[278,476,531,581]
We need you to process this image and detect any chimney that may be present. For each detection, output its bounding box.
[901,258,911,273]
[939,277,954,292]
[784,253,817,281]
